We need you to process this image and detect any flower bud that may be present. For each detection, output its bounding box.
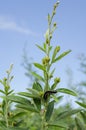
[56,46,60,52]
[42,56,50,66]
[54,1,59,9]
[52,10,56,16]
[53,22,57,27]
[54,77,60,83]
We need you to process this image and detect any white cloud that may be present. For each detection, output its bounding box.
[0,16,37,36]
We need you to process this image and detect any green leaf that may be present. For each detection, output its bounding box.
[2,100,6,113]
[18,92,38,98]
[49,46,52,51]
[43,43,46,50]
[51,95,63,102]
[75,117,86,130]
[0,89,5,94]
[10,112,26,120]
[51,82,58,90]
[80,111,86,123]
[55,109,81,121]
[8,96,38,113]
[48,123,68,129]
[33,82,43,91]
[16,104,38,113]
[8,90,14,95]
[49,68,55,80]
[31,71,44,82]
[53,50,71,63]
[0,120,6,128]
[12,120,24,127]
[7,95,31,105]
[34,63,46,72]
[45,101,54,121]
[36,44,45,53]
[50,68,55,76]
[33,98,41,111]
[27,88,40,98]
[57,88,77,96]
[2,127,28,130]
[76,101,86,108]
[52,46,60,62]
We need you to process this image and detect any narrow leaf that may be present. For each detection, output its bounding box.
[18,92,38,98]
[50,68,55,76]
[52,46,60,62]
[33,98,41,111]
[48,123,68,129]
[0,89,5,94]
[11,112,26,120]
[57,88,77,96]
[27,88,40,98]
[43,42,46,50]
[51,82,58,90]
[53,50,71,63]
[56,109,81,121]
[8,90,14,95]
[34,63,46,72]
[3,127,28,130]
[75,117,86,130]
[31,71,44,82]
[45,101,54,121]
[36,44,45,53]
[51,95,63,102]
[80,111,86,123]
[76,101,86,108]
[7,95,31,105]
[16,104,39,113]
[33,82,43,91]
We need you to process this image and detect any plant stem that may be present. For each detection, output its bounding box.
[41,106,48,130]
[5,96,9,127]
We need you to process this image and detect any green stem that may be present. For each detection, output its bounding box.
[44,20,51,91]
[41,104,48,130]
[5,96,9,127]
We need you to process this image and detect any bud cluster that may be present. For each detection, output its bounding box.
[42,56,50,66]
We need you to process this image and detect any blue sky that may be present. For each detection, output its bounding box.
[0,0,86,92]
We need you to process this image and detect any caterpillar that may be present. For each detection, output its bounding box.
[43,90,57,100]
